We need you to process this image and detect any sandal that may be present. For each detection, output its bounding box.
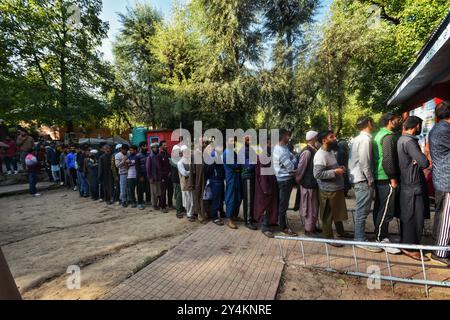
[263,231,275,239]
[213,219,224,226]
[281,229,298,237]
[401,249,430,262]
[176,214,184,219]
[227,220,238,230]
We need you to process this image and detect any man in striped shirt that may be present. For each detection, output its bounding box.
[273,129,298,236]
[429,101,450,267]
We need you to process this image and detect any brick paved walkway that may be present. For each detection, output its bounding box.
[104,209,450,300]
[104,222,284,300]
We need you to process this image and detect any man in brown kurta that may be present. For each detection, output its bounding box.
[254,146,278,238]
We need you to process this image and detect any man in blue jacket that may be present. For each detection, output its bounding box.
[222,137,242,230]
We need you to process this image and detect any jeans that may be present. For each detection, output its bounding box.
[28,172,37,195]
[51,165,60,182]
[76,170,82,195]
[5,157,18,172]
[119,174,127,204]
[354,182,374,241]
[127,178,137,205]
[77,170,89,196]
[19,150,27,171]
[277,179,294,230]
[210,180,224,220]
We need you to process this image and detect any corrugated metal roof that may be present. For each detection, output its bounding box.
[387,10,450,106]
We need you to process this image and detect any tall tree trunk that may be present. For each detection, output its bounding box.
[286,30,294,75]
[335,96,344,136]
[327,104,333,130]
[148,84,156,129]
[60,2,72,133]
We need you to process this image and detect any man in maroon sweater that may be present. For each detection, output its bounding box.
[154,141,172,213]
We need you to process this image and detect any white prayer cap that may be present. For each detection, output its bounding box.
[306,131,318,142]
[150,142,159,148]
[115,144,122,150]
[90,149,98,154]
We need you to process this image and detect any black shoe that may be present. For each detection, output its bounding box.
[122,202,128,208]
[246,223,257,231]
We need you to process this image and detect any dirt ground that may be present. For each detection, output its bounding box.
[0,188,201,300]
[277,264,450,300]
[1,187,449,300]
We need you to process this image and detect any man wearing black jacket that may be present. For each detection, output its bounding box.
[136,141,151,210]
[98,145,114,205]
[397,116,430,260]
[373,113,402,254]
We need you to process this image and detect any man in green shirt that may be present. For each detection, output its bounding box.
[373,112,402,255]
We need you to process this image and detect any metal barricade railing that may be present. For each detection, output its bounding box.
[275,235,450,297]
[299,208,438,237]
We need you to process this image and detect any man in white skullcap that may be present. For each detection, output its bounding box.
[295,131,321,236]
[170,145,184,218]
[177,145,195,221]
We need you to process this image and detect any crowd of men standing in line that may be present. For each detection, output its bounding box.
[3,100,450,267]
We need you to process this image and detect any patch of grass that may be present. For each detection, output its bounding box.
[128,250,168,277]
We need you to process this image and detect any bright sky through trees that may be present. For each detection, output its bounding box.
[99,0,333,62]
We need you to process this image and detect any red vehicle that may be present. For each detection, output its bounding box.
[146,130,178,154]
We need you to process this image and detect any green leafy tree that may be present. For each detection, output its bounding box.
[112,3,163,129]
[0,0,111,132]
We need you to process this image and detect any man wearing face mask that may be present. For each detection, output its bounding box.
[397,116,430,261]
[313,130,348,245]
[373,112,402,254]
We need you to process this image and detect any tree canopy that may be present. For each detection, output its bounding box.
[1,0,448,140]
